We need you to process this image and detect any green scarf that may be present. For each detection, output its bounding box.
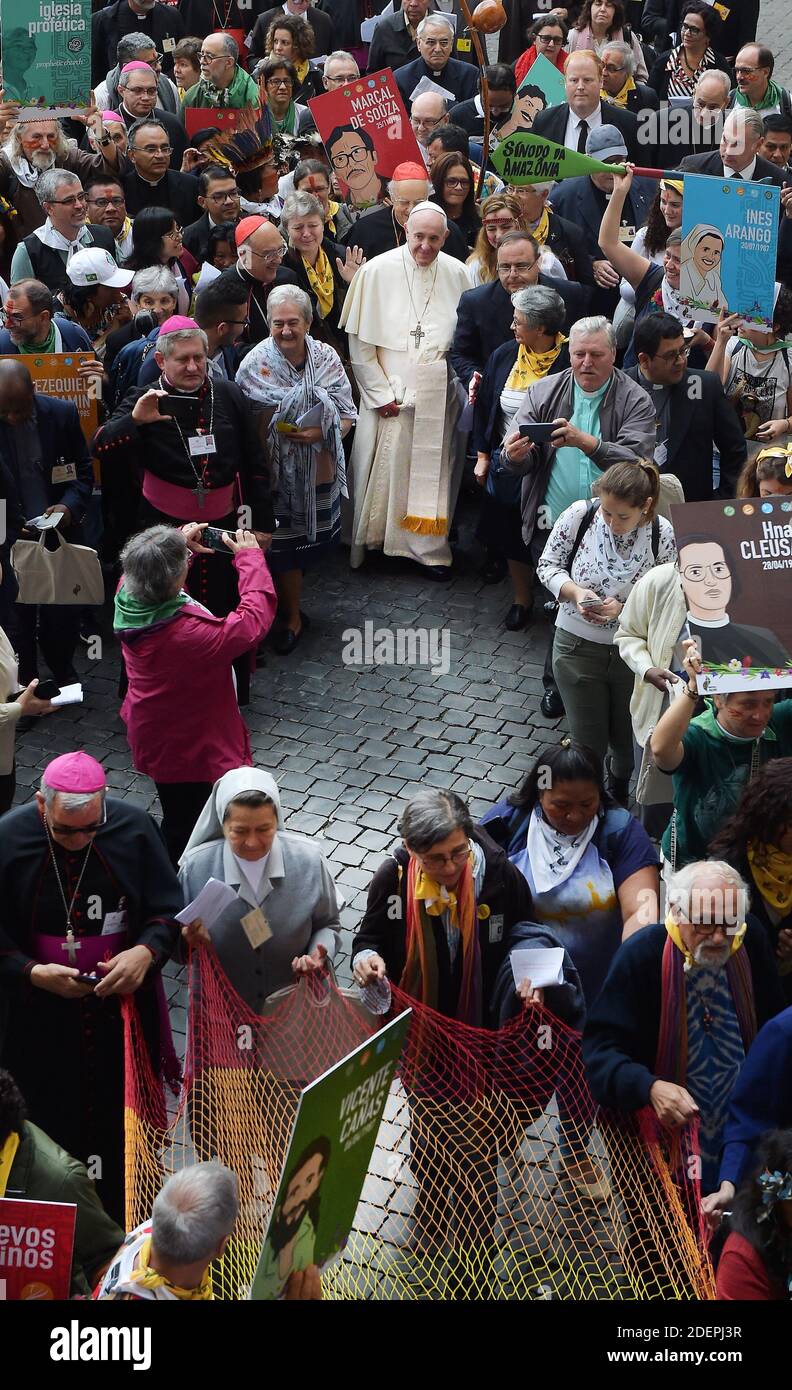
[733,79,786,112]
[738,337,792,353]
[19,321,57,354]
[185,65,259,110]
[113,583,189,633]
[270,101,297,134]
[695,700,777,747]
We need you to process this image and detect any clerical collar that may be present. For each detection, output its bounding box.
[159,373,209,399]
[135,170,167,188]
[687,613,729,628]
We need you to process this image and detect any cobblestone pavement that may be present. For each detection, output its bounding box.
[13,495,562,988]
[757,0,792,85]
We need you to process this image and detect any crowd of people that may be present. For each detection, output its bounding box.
[2,0,792,1304]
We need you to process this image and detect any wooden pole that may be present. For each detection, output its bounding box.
[457,0,491,200]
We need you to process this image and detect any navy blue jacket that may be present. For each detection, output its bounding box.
[0,317,92,355]
[582,921,783,1115]
[719,1005,792,1187]
[393,55,478,109]
[548,173,656,263]
[450,273,590,390]
[473,338,570,454]
[0,394,93,524]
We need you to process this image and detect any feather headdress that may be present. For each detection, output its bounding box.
[205,105,276,174]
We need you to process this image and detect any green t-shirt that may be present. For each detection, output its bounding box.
[662,700,792,866]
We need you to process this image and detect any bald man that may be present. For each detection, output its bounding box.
[339,203,470,578]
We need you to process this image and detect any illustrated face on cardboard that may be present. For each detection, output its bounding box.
[679,540,733,617]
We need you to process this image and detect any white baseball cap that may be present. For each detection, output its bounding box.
[67,247,134,289]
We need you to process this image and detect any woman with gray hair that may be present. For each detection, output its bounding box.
[103,265,180,375]
[235,285,356,654]
[473,285,570,631]
[281,190,364,358]
[114,521,277,863]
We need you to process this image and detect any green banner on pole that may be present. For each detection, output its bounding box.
[490,130,626,185]
[0,0,92,116]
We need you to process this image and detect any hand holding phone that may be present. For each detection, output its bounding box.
[201,526,233,554]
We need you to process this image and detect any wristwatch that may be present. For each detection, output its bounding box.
[99,135,112,147]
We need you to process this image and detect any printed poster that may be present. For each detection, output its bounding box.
[0,0,92,117]
[678,172,780,327]
[249,1009,411,1300]
[307,68,424,209]
[514,52,566,125]
[490,129,623,185]
[1,352,99,443]
[0,1197,76,1299]
[184,107,245,140]
[670,497,792,692]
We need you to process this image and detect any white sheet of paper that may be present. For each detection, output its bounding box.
[177,876,239,929]
[27,512,63,529]
[193,261,222,295]
[297,403,323,429]
[510,947,565,990]
[51,683,83,707]
[409,76,456,104]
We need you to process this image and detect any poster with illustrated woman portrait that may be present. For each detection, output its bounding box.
[678,173,780,328]
[308,68,424,210]
[671,498,792,693]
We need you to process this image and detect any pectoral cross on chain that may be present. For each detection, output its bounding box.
[61,930,81,966]
[194,481,205,508]
[410,323,424,348]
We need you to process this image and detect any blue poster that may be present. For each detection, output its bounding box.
[678,173,780,327]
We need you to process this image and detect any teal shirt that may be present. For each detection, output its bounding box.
[543,377,610,524]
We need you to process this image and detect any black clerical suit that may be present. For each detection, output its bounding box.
[216,262,301,346]
[393,55,478,110]
[625,365,747,502]
[122,168,200,227]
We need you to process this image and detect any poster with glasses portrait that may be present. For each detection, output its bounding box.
[308,68,424,210]
[678,173,780,328]
[671,497,792,693]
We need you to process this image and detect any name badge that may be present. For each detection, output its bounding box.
[162,36,175,52]
[488,914,504,945]
[241,906,272,950]
[618,224,636,243]
[189,433,216,455]
[102,910,126,936]
[52,462,76,483]
[456,38,471,51]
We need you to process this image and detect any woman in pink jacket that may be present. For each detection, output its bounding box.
[114,521,277,864]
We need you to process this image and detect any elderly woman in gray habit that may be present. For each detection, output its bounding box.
[178,768,341,1013]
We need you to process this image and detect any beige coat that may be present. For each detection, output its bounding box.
[613,562,687,747]
[0,627,21,776]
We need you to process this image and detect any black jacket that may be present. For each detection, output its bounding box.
[249,5,334,65]
[678,149,786,189]
[91,1,184,86]
[529,101,641,163]
[450,274,591,390]
[115,104,186,171]
[473,338,571,454]
[548,173,656,262]
[182,211,232,266]
[351,828,533,1028]
[582,920,783,1113]
[122,169,200,227]
[0,393,93,524]
[640,0,759,60]
[648,47,734,101]
[341,203,468,262]
[393,55,479,110]
[216,262,301,346]
[282,238,348,354]
[542,209,596,286]
[625,366,746,502]
[366,11,420,75]
[19,223,116,296]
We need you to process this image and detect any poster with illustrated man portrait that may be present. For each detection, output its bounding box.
[308,68,425,211]
[671,498,792,693]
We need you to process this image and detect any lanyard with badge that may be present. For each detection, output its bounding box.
[160,376,217,507]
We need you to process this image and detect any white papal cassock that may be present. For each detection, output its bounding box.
[339,244,471,569]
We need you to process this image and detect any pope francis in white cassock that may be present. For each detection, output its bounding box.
[339,203,471,573]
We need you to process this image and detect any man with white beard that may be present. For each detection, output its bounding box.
[339,202,469,579]
[0,106,123,237]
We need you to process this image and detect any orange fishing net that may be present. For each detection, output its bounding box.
[124,950,715,1300]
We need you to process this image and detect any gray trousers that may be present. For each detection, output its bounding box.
[552,628,635,778]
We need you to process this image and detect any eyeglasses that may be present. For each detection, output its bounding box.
[412,116,440,128]
[537,33,563,44]
[250,243,287,264]
[48,804,107,837]
[735,66,760,75]
[498,260,537,274]
[135,144,172,155]
[325,72,358,84]
[654,344,691,363]
[680,21,705,34]
[206,190,239,203]
[88,195,126,208]
[127,85,158,96]
[332,146,370,168]
[420,843,471,870]
[49,192,88,206]
[602,62,625,73]
[681,561,730,582]
[200,51,227,61]
[223,318,250,327]
[445,176,470,189]
[266,77,292,88]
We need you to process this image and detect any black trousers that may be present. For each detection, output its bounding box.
[155,780,213,867]
[13,602,80,686]
[0,765,16,814]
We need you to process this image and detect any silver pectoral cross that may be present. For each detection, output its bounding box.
[410,323,424,348]
[61,931,81,966]
[194,482,205,508]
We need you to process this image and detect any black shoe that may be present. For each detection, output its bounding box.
[15,715,37,734]
[479,557,507,585]
[272,625,304,655]
[504,603,531,631]
[424,564,453,583]
[607,758,630,807]
[540,687,565,719]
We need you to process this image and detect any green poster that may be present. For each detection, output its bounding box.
[517,51,567,107]
[1,0,92,116]
[490,130,627,185]
[249,1008,412,1300]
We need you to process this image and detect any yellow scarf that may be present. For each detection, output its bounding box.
[294,58,310,87]
[529,205,550,246]
[664,909,746,969]
[505,333,567,391]
[325,199,340,237]
[128,1237,214,1300]
[0,1131,20,1198]
[748,840,792,916]
[602,75,636,108]
[303,245,334,318]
